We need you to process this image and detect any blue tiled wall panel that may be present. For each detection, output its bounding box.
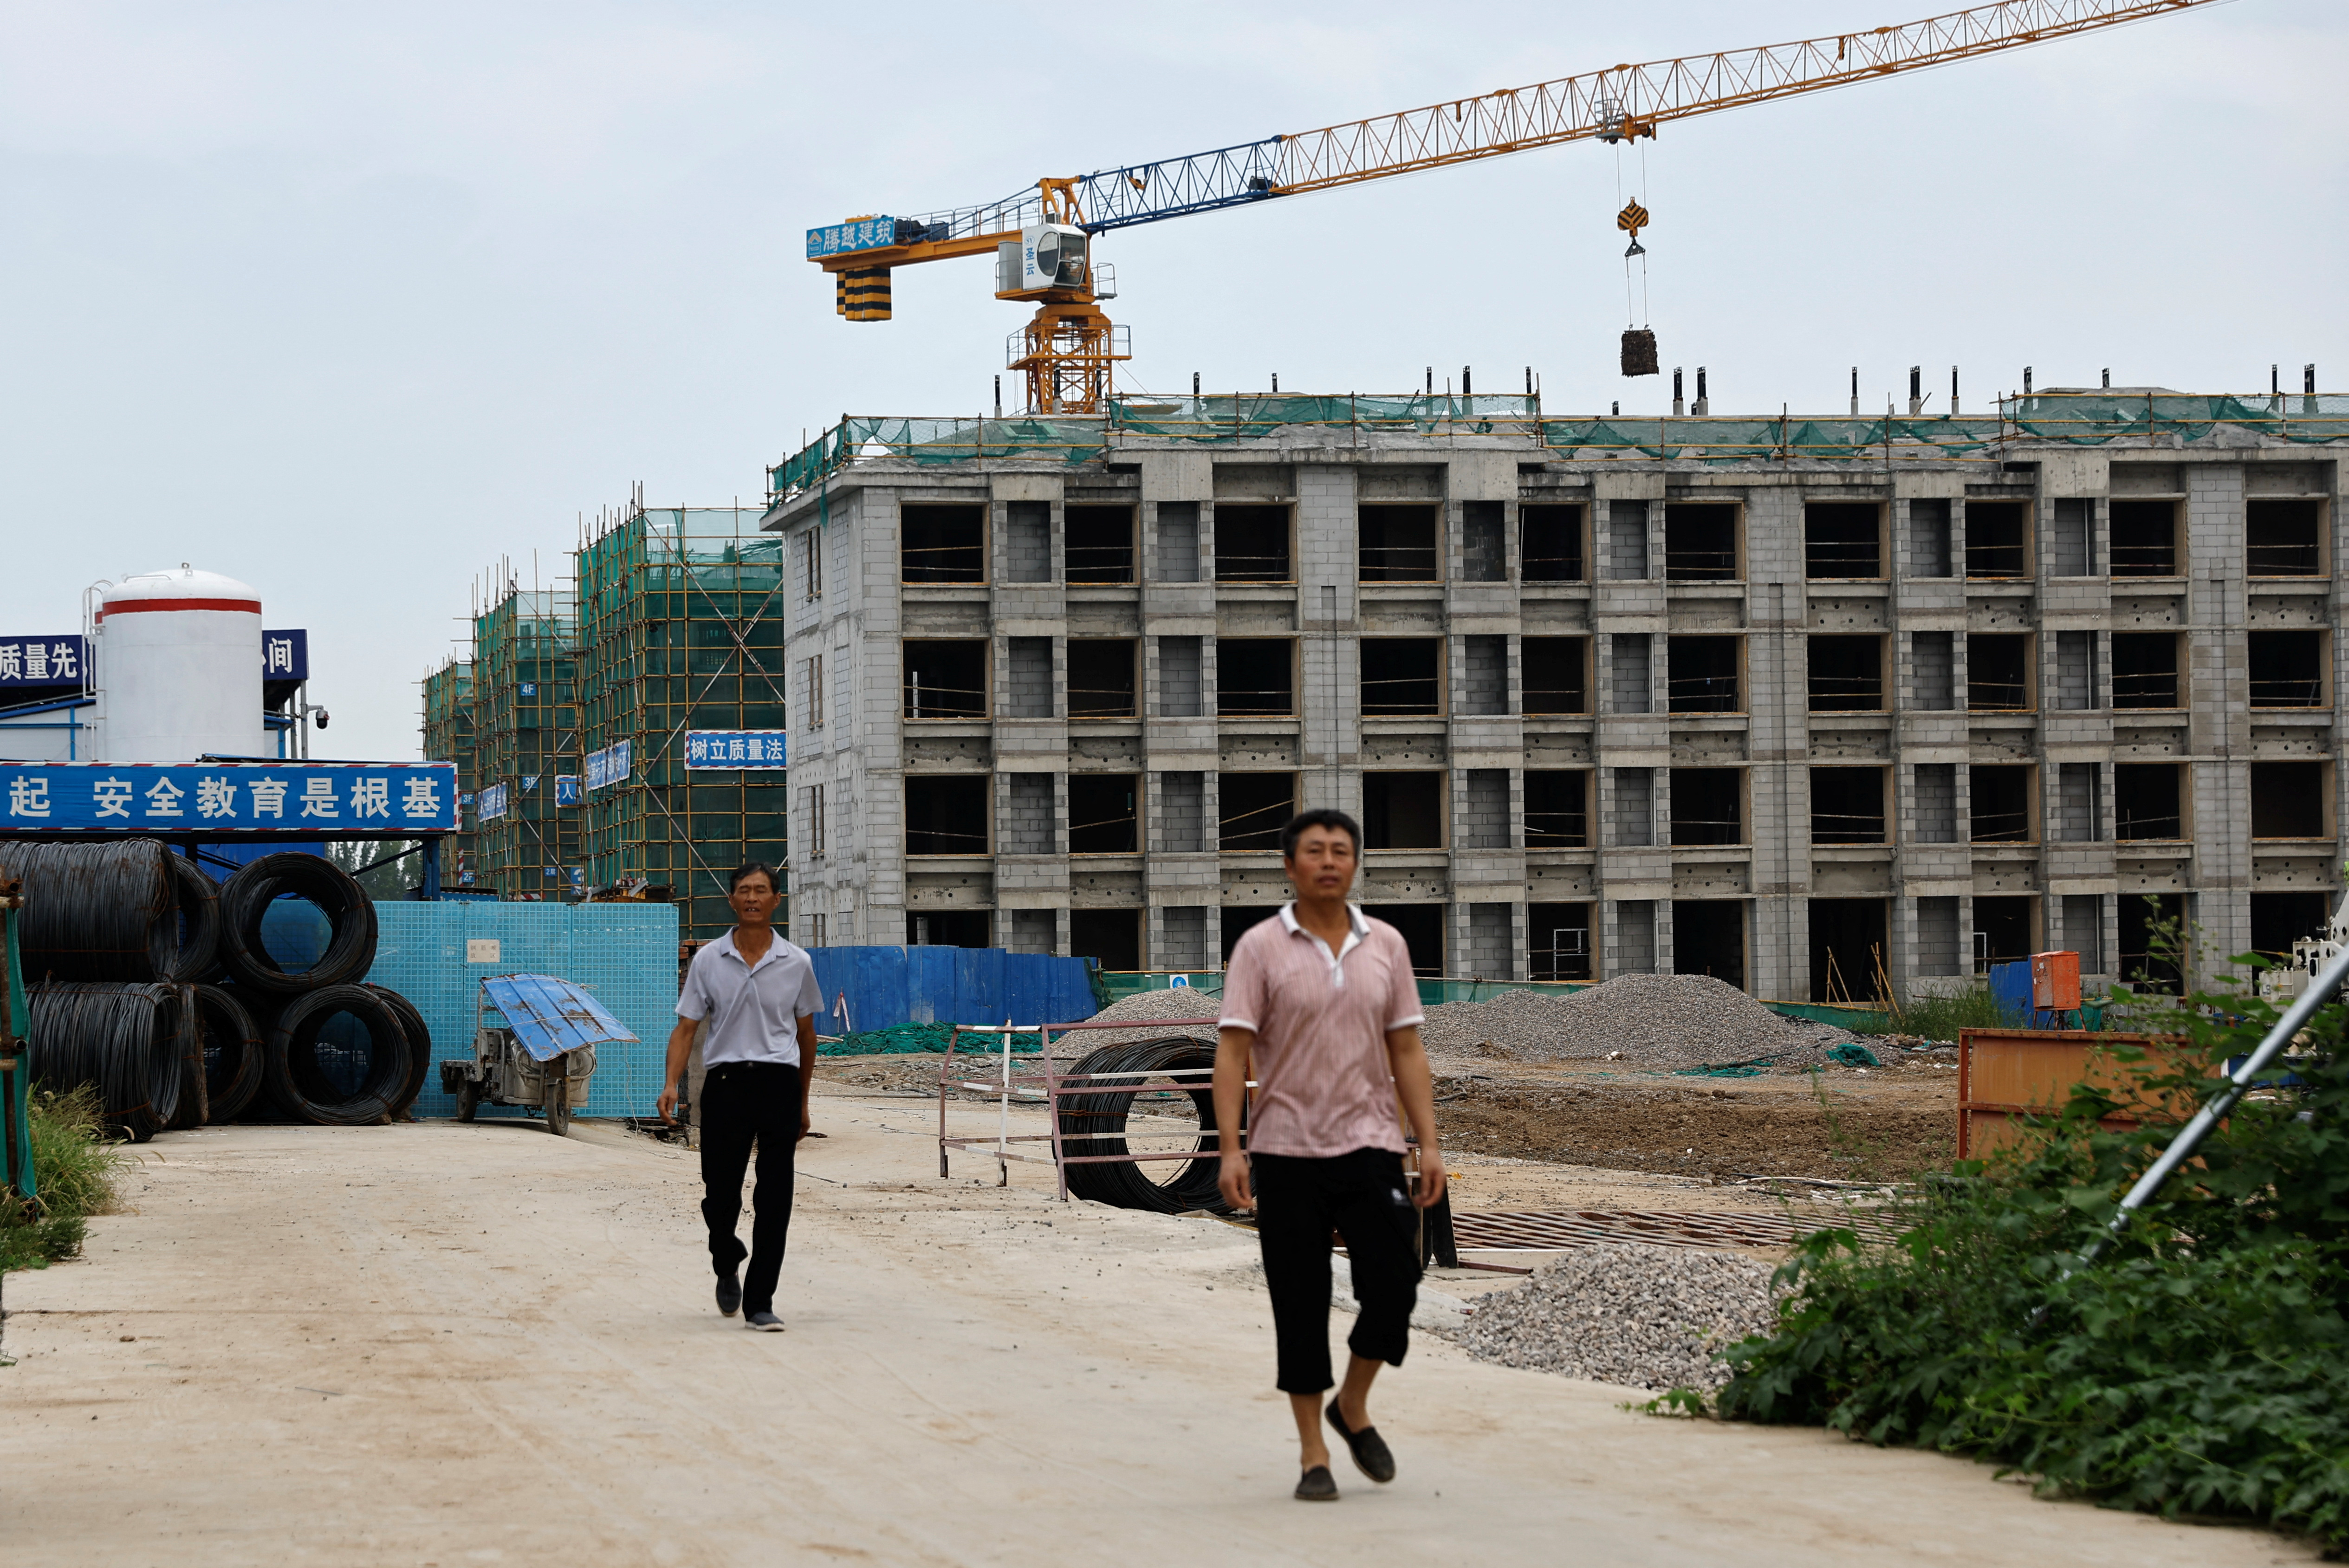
[370,902,679,1121]
[806,945,1097,1033]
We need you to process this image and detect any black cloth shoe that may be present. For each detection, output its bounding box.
[745,1310,785,1332]
[715,1271,742,1317]
[1326,1399,1396,1484]
[1293,1465,1339,1502]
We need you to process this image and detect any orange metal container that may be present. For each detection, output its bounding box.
[2031,950,2082,1011]
[1956,1027,2187,1159]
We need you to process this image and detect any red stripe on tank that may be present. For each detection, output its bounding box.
[95,597,263,621]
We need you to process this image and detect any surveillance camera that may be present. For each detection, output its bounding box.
[316,710,331,729]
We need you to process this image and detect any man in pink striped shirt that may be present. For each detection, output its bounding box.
[1213,808,1447,1502]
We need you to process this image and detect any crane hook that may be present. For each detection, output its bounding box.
[1616,199,1650,258]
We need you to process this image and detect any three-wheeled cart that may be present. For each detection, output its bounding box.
[440,972,636,1135]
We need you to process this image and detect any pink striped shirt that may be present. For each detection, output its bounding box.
[1218,904,1424,1159]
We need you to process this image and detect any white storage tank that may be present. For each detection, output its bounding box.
[97,566,266,762]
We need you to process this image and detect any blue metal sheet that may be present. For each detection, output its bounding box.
[482,972,641,1062]
[804,945,1098,1033]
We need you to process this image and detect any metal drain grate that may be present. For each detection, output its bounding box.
[1449,1208,1895,1253]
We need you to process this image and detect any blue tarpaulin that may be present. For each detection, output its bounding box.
[481,973,641,1063]
[805,946,1098,1033]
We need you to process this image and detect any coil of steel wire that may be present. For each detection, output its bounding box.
[1055,1036,1238,1213]
[362,983,431,1118]
[0,839,220,982]
[28,981,188,1141]
[192,983,266,1123]
[218,853,378,993]
[162,982,209,1130]
[261,983,410,1126]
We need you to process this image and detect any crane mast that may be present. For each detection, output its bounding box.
[806,0,2216,415]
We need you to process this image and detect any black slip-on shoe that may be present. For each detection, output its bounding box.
[1326,1399,1396,1484]
[1294,1465,1339,1502]
[715,1271,742,1317]
[745,1310,785,1332]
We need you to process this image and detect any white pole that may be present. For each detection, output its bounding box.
[998,1017,1013,1186]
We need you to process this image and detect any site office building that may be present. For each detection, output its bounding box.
[766,424,2345,1000]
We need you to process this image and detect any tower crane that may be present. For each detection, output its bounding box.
[807,0,2216,415]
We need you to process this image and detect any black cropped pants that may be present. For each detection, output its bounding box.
[1251,1147,1423,1394]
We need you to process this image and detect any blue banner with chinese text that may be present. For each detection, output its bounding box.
[0,761,458,834]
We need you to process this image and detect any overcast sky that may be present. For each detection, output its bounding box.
[6,0,2343,763]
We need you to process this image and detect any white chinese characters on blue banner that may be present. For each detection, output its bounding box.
[805,217,897,259]
[262,630,309,681]
[0,762,457,833]
[0,635,87,690]
[478,782,508,822]
[585,740,630,791]
[685,731,787,770]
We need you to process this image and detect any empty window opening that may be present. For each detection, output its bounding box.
[901,503,986,584]
[1065,504,1135,584]
[1218,772,1295,851]
[801,527,824,599]
[2252,761,2326,839]
[2111,632,2180,709]
[1914,895,1961,977]
[1606,500,1649,580]
[1068,773,1140,854]
[1670,768,1743,846]
[1216,638,1294,716]
[1070,908,1141,972]
[1665,503,1738,581]
[905,774,990,856]
[1214,504,1291,582]
[1006,637,1053,718]
[1525,770,1589,847]
[1001,773,1055,855]
[2251,891,2333,968]
[1965,500,2029,578]
[1971,765,2034,842]
[1364,904,1444,977]
[1668,636,1740,713]
[1614,767,1654,848]
[1909,498,1953,578]
[1611,633,1654,713]
[1809,899,1887,1003]
[1804,502,1881,579]
[1361,638,1441,715]
[1156,501,1201,583]
[2057,762,2102,842]
[1461,635,1508,716]
[2054,630,2096,711]
[1974,895,2037,974]
[1221,906,1281,963]
[1810,768,1885,845]
[2108,499,2176,577]
[2061,893,2105,974]
[2247,499,2323,576]
[1615,900,1658,975]
[1521,503,1585,582]
[906,910,990,948]
[1158,636,1202,718]
[1967,633,2032,711]
[1463,501,1506,583]
[1808,635,1883,711]
[2118,893,2185,993]
[2250,630,2324,708]
[2050,498,2094,577]
[1913,631,1955,710]
[1522,637,1590,714]
[1067,640,1136,718]
[2114,763,2183,841]
[1358,504,1440,582]
[1674,901,1746,990]
[1363,772,1444,849]
[1005,500,1050,583]
[1913,763,1958,844]
[1460,769,1509,849]
[1529,902,1593,981]
[1158,771,1205,853]
[902,640,987,719]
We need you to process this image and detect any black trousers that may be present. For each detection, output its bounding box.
[1252,1148,1423,1395]
[699,1060,800,1314]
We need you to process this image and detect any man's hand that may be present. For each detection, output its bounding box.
[1414,1148,1447,1209]
[799,1105,812,1141]
[1218,1149,1253,1212]
[657,1084,678,1125]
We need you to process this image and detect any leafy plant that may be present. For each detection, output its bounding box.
[1,1086,125,1274]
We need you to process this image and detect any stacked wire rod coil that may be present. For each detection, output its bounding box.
[1055,1036,1238,1213]
[26,982,192,1142]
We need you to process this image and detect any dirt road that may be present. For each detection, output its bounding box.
[0,1088,2310,1567]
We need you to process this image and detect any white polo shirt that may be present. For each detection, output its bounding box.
[676,929,824,1069]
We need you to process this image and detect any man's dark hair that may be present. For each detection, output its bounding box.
[728,861,780,894]
[1279,808,1360,860]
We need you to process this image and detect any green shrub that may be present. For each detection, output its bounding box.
[0,1086,124,1274]
[1713,974,2349,1551]
[1847,982,2015,1040]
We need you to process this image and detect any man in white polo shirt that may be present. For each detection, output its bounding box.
[659,861,823,1332]
[1213,808,1447,1502]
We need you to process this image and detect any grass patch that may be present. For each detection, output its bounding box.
[1,1086,126,1274]
[1847,982,2014,1041]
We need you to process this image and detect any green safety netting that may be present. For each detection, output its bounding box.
[2002,392,2349,445]
[817,1021,1045,1056]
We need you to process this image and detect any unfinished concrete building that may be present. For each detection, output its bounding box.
[764,391,2348,998]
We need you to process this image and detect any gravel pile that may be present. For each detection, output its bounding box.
[1419,973,1843,1071]
[1458,1243,1781,1393]
[1060,986,1226,1056]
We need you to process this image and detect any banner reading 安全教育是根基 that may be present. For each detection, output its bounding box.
[0,761,458,834]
